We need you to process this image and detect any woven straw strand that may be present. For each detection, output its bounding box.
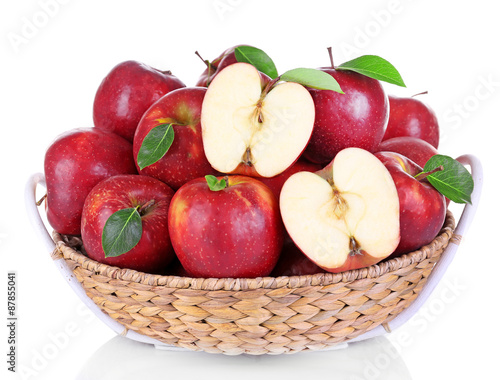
[50,211,455,354]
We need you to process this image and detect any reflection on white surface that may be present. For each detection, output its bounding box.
[77,335,412,380]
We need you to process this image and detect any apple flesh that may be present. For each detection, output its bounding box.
[93,60,186,142]
[44,128,137,235]
[259,159,322,276]
[81,174,175,274]
[303,69,389,164]
[382,95,440,148]
[280,148,400,273]
[133,87,218,190]
[377,136,438,168]
[375,151,447,256]
[201,62,315,177]
[168,175,284,278]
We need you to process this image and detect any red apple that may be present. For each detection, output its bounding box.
[195,45,250,87]
[375,151,447,256]
[93,60,186,142]
[81,174,175,274]
[133,87,218,190]
[303,68,389,164]
[280,148,400,273]
[377,136,439,168]
[259,159,322,200]
[44,128,137,235]
[168,175,284,278]
[382,95,440,148]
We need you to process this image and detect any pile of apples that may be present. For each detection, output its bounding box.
[42,45,469,278]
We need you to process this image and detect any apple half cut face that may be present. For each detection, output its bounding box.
[201,62,315,177]
[280,147,400,273]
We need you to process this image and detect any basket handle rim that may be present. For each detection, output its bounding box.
[25,153,483,349]
[350,153,483,343]
[24,172,178,349]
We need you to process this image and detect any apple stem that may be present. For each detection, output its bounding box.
[261,76,281,98]
[36,193,47,206]
[412,91,428,98]
[414,165,444,181]
[160,70,172,75]
[195,51,214,86]
[256,76,282,121]
[327,47,335,69]
[195,51,210,68]
[137,199,155,215]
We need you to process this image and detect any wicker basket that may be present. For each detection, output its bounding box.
[50,212,455,355]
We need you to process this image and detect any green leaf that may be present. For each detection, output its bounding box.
[281,68,344,93]
[234,46,279,79]
[337,55,406,87]
[423,155,474,204]
[102,207,142,258]
[205,175,227,191]
[137,123,175,170]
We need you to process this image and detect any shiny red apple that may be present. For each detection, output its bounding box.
[375,151,447,256]
[377,136,439,168]
[93,60,186,142]
[81,174,175,274]
[44,128,137,235]
[303,68,389,164]
[382,95,440,148]
[133,87,218,190]
[168,175,284,278]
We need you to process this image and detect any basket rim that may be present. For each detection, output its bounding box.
[52,211,455,291]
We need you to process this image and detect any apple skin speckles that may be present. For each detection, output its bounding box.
[375,151,447,257]
[382,95,440,149]
[133,87,218,190]
[303,69,389,165]
[93,60,185,142]
[81,174,175,274]
[44,128,137,235]
[168,175,284,278]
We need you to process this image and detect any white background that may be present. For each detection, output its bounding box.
[1,0,497,379]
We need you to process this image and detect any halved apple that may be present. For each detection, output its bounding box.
[201,62,315,177]
[280,147,400,273]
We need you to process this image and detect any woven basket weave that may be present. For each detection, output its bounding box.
[51,211,455,355]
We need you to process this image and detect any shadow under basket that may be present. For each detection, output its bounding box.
[50,212,456,355]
